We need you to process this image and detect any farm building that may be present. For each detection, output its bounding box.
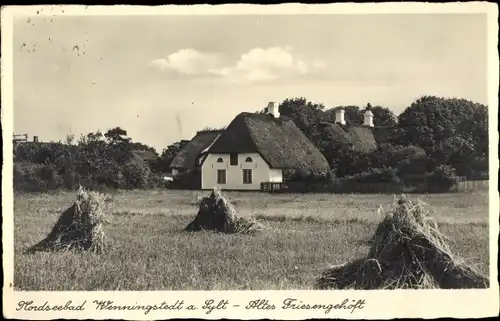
[169,130,222,177]
[317,108,380,153]
[200,102,331,190]
[168,101,412,191]
[132,149,158,167]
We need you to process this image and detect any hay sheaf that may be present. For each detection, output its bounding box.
[316,195,489,290]
[28,186,110,253]
[185,188,263,234]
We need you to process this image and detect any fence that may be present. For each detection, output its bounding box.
[261,181,403,194]
[13,133,28,143]
[456,180,489,192]
[260,180,490,194]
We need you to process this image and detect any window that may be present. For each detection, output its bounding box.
[217,170,226,184]
[245,157,253,163]
[243,169,252,184]
[216,157,223,163]
[230,153,238,166]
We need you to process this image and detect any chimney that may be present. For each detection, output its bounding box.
[266,102,280,118]
[33,136,39,143]
[364,110,374,127]
[335,108,346,125]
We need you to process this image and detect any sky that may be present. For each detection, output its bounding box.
[13,13,488,151]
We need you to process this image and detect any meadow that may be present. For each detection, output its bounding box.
[13,189,490,291]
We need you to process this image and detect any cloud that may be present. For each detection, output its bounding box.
[150,49,223,76]
[151,47,326,83]
[210,47,326,83]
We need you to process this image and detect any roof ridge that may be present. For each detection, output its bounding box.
[196,129,224,134]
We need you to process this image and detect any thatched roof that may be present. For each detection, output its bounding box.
[132,150,158,162]
[206,113,330,175]
[170,130,222,170]
[344,126,378,153]
[319,123,378,153]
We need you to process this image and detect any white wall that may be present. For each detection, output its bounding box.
[201,152,282,190]
[269,169,283,182]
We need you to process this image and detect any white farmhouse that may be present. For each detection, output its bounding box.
[200,102,330,190]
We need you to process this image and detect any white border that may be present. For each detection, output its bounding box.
[2,3,499,319]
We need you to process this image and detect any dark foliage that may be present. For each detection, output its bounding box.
[154,140,191,173]
[168,169,202,190]
[14,127,157,192]
[395,96,488,176]
[342,167,401,184]
[427,165,461,192]
[14,95,487,193]
[279,96,487,186]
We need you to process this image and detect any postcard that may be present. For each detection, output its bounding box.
[2,3,499,319]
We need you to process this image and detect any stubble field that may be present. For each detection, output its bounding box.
[13,189,490,291]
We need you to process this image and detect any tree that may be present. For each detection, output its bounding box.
[395,96,488,176]
[396,96,456,150]
[369,144,428,181]
[122,154,151,188]
[154,140,190,173]
[78,130,104,145]
[326,103,397,127]
[129,141,157,153]
[316,108,337,124]
[456,102,488,158]
[279,97,325,134]
[330,106,363,124]
[427,164,461,191]
[104,127,131,147]
[65,133,75,145]
[102,127,134,165]
[434,136,478,177]
[369,105,398,127]
[77,130,117,181]
[328,147,371,178]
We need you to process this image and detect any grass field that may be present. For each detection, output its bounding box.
[13,190,490,291]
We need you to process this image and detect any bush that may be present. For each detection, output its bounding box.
[149,174,171,188]
[287,170,334,184]
[121,154,151,189]
[169,169,201,190]
[40,164,64,190]
[62,169,81,190]
[13,128,164,192]
[94,163,126,189]
[343,167,401,184]
[427,165,461,191]
[368,144,428,181]
[39,164,56,181]
[331,149,372,178]
[14,163,32,192]
[13,162,63,192]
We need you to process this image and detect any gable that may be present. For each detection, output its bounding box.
[205,116,259,154]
